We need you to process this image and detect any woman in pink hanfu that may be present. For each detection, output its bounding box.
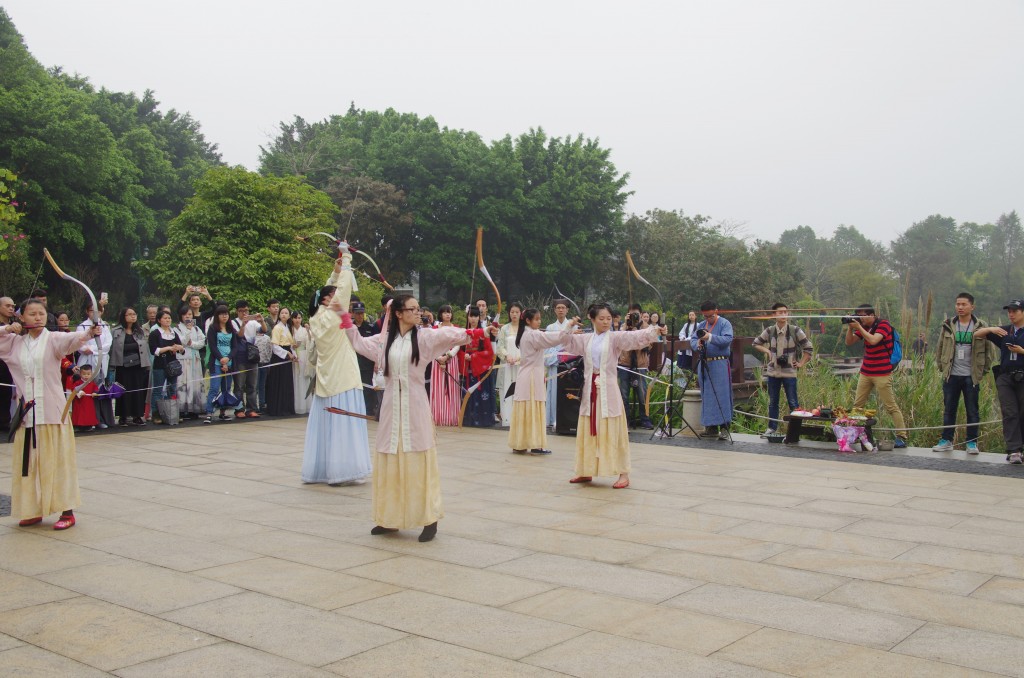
[507,308,578,455]
[561,302,665,489]
[0,298,100,530]
[343,294,489,543]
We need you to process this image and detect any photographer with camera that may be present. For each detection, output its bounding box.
[974,299,1024,463]
[753,303,813,436]
[844,304,908,447]
[617,305,654,430]
[689,300,734,439]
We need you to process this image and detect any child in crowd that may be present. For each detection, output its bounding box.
[67,364,100,432]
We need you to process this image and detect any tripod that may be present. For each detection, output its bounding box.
[650,318,700,440]
[695,336,734,444]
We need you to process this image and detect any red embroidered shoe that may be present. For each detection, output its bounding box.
[53,515,76,530]
[569,476,592,484]
[18,517,42,527]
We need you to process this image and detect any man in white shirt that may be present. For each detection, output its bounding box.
[76,302,112,382]
[544,300,573,429]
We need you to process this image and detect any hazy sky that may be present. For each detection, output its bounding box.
[4,1,1022,244]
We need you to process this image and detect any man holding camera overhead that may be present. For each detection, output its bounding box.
[753,303,814,436]
[844,304,908,448]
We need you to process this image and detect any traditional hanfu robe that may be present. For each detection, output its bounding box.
[176,321,207,417]
[429,330,462,427]
[562,326,660,477]
[509,326,574,450]
[689,316,734,427]
[495,323,520,426]
[292,325,313,414]
[461,332,495,428]
[67,376,100,428]
[301,259,372,484]
[348,325,483,529]
[544,317,573,427]
[75,318,111,379]
[266,323,295,416]
[0,328,91,520]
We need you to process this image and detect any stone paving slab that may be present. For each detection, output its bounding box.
[0,418,1022,675]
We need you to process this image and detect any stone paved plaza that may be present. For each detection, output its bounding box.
[1,419,1024,677]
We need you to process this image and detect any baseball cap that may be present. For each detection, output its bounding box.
[1003,299,1024,310]
[350,300,366,313]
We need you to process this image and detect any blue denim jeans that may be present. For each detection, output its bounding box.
[617,367,650,424]
[942,374,980,443]
[767,376,799,429]
[152,368,177,401]
[206,362,232,414]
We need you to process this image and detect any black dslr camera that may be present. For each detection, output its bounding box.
[840,316,857,324]
[776,354,790,368]
[625,312,641,329]
[696,328,708,339]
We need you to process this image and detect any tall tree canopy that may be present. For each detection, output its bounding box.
[135,167,342,310]
[0,9,220,304]
[259,108,630,303]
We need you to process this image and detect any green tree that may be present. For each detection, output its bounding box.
[259,109,631,304]
[322,174,414,283]
[988,211,1024,305]
[0,10,220,304]
[890,214,958,309]
[136,167,340,309]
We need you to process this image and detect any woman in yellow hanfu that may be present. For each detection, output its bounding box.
[562,302,665,489]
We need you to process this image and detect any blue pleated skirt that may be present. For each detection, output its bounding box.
[301,388,372,484]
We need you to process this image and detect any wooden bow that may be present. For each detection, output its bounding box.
[459,227,502,428]
[44,248,102,423]
[298,233,395,291]
[625,250,666,313]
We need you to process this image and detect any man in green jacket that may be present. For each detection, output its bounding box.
[933,292,995,454]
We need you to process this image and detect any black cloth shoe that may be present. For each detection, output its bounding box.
[370,526,398,535]
[418,522,438,542]
[529,449,552,455]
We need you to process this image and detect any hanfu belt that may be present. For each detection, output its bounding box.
[705,356,729,362]
[589,373,599,436]
[22,426,35,476]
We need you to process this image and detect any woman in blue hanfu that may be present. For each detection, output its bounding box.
[301,250,373,486]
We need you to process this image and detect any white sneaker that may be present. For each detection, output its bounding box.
[932,439,953,452]
[966,442,980,455]
[1009,452,1022,465]
[760,428,777,438]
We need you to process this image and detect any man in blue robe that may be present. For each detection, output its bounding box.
[689,300,734,440]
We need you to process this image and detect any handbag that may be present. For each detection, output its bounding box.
[122,350,141,368]
[164,358,183,378]
[245,341,260,364]
[156,398,180,426]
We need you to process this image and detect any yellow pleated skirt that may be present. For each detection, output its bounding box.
[10,423,80,520]
[372,444,443,529]
[574,414,630,477]
[508,400,547,450]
